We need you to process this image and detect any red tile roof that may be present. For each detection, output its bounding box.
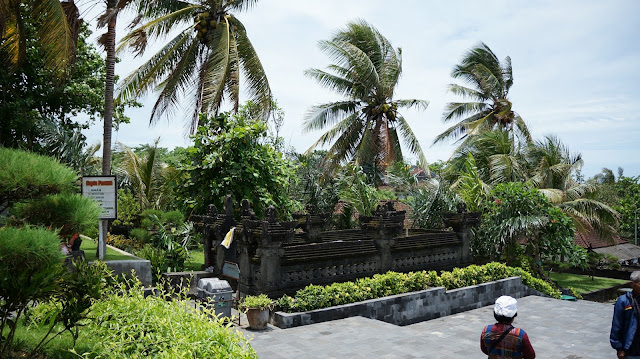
[573,230,626,249]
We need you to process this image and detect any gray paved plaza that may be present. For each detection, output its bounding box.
[238,295,617,359]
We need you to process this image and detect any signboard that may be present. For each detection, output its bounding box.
[222,261,240,280]
[81,176,117,220]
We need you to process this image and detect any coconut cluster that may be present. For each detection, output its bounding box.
[194,11,232,43]
[362,102,399,120]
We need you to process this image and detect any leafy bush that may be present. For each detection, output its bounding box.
[239,294,273,311]
[11,193,101,235]
[111,188,140,227]
[106,233,144,251]
[0,147,77,209]
[83,281,257,358]
[0,227,64,355]
[130,227,152,243]
[133,244,168,284]
[275,262,560,312]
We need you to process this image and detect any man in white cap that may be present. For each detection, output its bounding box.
[480,295,536,358]
[610,271,640,359]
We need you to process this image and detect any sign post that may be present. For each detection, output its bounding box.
[81,176,117,260]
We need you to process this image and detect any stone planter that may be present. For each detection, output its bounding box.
[245,308,270,330]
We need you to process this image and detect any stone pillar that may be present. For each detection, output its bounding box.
[237,205,295,297]
[442,206,481,264]
[359,202,405,272]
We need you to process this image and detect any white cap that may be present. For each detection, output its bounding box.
[494,296,518,317]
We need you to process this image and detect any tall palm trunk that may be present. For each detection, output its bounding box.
[102,3,116,176]
[100,0,117,259]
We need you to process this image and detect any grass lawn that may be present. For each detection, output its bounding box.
[80,237,137,261]
[549,272,628,294]
[184,248,205,271]
[8,320,95,358]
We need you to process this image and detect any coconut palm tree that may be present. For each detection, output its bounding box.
[303,20,429,177]
[116,0,272,133]
[434,42,531,147]
[0,0,80,77]
[114,138,167,210]
[526,135,619,237]
[448,130,527,185]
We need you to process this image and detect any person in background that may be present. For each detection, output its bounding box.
[611,271,640,359]
[480,295,536,358]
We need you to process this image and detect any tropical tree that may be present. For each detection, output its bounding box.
[114,138,168,210]
[176,109,297,217]
[0,0,80,77]
[473,182,576,278]
[434,42,531,147]
[447,130,527,185]
[117,0,272,133]
[525,135,619,237]
[303,20,429,177]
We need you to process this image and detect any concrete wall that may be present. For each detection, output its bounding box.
[271,276,543,329]
[104,259,152,287]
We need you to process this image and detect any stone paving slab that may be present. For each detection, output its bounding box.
[239,296,616,359]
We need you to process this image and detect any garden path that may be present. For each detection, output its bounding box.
[238,295,613,359]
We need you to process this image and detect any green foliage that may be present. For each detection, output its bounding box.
[612,175,640,238]
[472,182,575,276]
[112,188,141,227]
[288,150,340,215]
[337,164,387,216]
[434,42,530,147]
[0,147,76,209]
[129,228,152,243]
[239,294,274,312]
[176,110,297,217]
[106,233,144,252]
[0,227,64,355]
[133,245,167,284]
[275,262,560,312]
[0,22,135,154]
[450,153,489,211]
[11,193,101,235]
[118,1,272,133]
[385,161,458,229]
[114,138,172,211]
[83,281,257,358]
[303,20,429,173]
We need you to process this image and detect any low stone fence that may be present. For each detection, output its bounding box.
[270,276,542,329]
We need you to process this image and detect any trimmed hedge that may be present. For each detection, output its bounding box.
[276,262,560,312]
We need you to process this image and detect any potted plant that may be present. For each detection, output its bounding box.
[239,294,273,330]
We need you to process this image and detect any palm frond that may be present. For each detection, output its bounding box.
[304,68,354,98]
[234,18,272,116]
[116,29,194,103]
[303,101,359,132]
[117,4,199,56]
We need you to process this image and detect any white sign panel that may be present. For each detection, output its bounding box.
[81,176,117,220]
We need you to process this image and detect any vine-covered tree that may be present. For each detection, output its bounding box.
[304,20,429,177]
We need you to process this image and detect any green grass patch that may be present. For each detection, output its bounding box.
[9,321,96,358]
[81,237,137,261]
[549,272,628,293]
[184,248,204,271]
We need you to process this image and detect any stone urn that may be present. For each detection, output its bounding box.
[245,308,269,330]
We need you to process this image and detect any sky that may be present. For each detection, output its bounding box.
[80,0,640,179]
